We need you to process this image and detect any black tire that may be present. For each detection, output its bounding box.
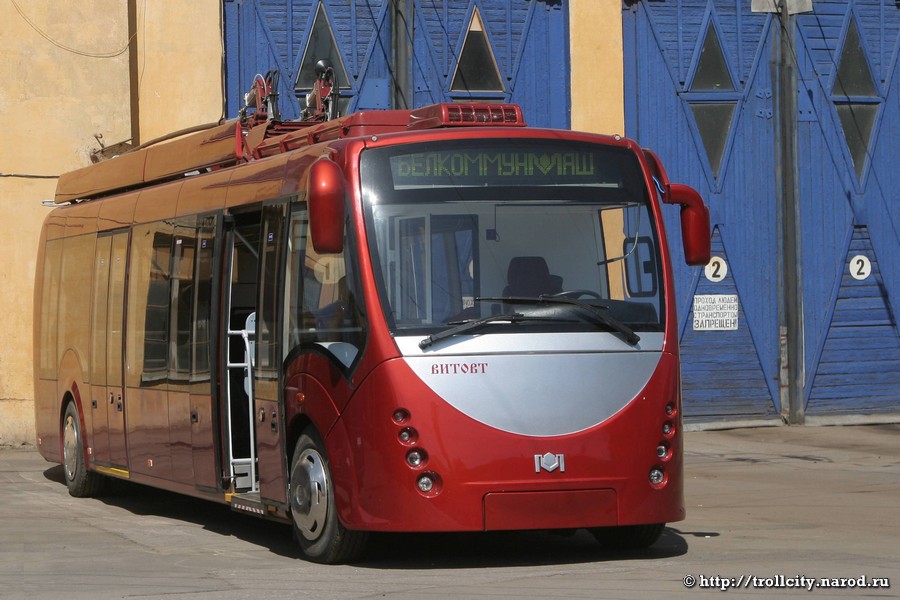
[590,523,665,550]
[288,428,368,563]
[62,402,105,497]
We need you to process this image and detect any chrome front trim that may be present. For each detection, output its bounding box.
[401,332,663,436]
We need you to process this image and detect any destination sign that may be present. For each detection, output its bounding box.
[390,150,603,187]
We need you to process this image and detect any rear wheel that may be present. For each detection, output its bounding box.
[590,523,665,550]
[62,402,105,497]
[289,428,367,563]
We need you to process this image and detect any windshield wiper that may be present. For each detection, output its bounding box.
[475,296,640,346]
[418,313,571,350]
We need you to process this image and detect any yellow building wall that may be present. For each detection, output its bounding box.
[0,0,222,445]
[569,0,625,136]
[136,1,224,141]
[569,1,627,294]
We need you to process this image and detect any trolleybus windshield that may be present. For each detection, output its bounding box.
[360,139,664,339]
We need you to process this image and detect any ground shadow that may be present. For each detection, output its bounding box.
[360,527,688,569]
[43,465,299,556]
[43,464,66,485]
[42,465,689,567]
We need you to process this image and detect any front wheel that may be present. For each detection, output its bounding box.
[590,523,665,551]
[288,428,367,563]
[62,402,105,497]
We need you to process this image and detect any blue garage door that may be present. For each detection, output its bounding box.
[625,2,780,421]
[223,0,569,128]
[796,2,900,415]
[625,1,900,421]
[224,0,394,119]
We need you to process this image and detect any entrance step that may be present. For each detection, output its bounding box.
[229,492,265,517]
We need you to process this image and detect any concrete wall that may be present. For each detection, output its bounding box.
[0,0,222,446]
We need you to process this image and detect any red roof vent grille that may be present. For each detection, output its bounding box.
[408,103,526,130]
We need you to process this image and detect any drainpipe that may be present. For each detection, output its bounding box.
[391,0,411,109]
[128,0,140,146]
[775,2,805,424]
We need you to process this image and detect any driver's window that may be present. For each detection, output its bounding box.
[598,203,660,315]
[284,208,364,368]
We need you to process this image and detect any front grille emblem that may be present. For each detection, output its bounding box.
[534,452,566,473]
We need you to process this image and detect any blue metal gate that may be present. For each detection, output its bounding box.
[223,0,569,128]
[625,1,900,421]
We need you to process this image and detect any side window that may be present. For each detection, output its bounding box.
[191,216,216,391]
[284,206,365,368]
[128,217,217,390]
[622,236,658,298]
[90,236,112,387]
[257,204,288,384]
[170,218,198,385]
[58,234,95,379]
[38,238,64,379]
[128,221,173,387]
[598,203,661,321]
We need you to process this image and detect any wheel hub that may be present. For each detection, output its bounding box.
[290,448,329,541]
[63,413,78,482]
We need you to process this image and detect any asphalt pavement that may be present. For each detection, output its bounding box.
[1,423,898,599]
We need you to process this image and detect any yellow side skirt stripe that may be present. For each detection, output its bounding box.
[94,465,130,479]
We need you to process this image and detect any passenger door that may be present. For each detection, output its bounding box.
[89,231,128,468]
[89,235,112,464]
[107,232,129,467]
[255,203,289,505]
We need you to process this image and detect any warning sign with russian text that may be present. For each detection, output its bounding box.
[693,294,739,331]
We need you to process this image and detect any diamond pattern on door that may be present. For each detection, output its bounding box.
[831,17,881,181]
[450,6,504,93]
[295,2,350,91]
[686,21,739,181]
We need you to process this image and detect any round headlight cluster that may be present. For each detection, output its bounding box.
[391,407,441,497]
[650,402,678,488]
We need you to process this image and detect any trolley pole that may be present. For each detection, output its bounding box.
[775,2,805,424]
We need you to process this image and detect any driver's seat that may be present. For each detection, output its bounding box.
[503,256,563,297]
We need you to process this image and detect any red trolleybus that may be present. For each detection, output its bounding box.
[34,100,710,563]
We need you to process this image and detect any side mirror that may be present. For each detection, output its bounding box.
[641,148,711,266]
[669,184,711,266]
[307,157,346,254]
